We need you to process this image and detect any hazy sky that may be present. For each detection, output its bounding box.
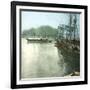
[21,11,80,31]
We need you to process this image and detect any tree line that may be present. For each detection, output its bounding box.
[22,25,58,39]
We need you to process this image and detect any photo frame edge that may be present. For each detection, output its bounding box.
[11,1,88,89]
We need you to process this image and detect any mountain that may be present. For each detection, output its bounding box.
[22,25,58,39]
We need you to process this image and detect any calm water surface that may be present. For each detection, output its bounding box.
[21,38,79,79]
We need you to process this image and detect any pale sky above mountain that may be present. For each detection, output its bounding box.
[21,11,80,31]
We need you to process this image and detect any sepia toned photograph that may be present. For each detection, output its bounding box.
[20,10,80,79]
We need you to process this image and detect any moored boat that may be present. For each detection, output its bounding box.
[26,38,52,43]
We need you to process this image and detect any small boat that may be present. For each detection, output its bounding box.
[26,38,52,43]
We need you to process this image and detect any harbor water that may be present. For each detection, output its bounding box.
[21,38,80,79]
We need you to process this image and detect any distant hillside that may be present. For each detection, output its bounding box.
[22,25,58,38]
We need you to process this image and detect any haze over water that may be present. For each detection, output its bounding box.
[21,38,65,79]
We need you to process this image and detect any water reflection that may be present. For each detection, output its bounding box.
[21,38,80,79]
[21,39,65,79]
